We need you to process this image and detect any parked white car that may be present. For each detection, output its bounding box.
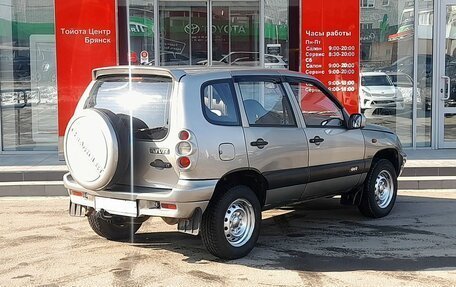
[360,72,404,112]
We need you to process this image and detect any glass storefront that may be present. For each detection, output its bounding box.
[212,1,260,65]
[0,0,453,152]
[440,2,456,147]
[360,0,413,147]
[360,0,434,148]
[416,0,433,147]
[127,0,288,68]
[0,0,57,151]
[159,1,208,65]
[265,0,288,68]
[129,3,155,65]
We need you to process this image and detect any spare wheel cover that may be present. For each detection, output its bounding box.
[64,109,120,190]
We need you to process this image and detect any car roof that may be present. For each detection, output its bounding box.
[93,66,315,82]
[384,71,411,77]
[361,72,389,76]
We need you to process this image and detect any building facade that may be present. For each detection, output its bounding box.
[0,0,454,154]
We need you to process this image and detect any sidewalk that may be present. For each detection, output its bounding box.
[0,153,65,169]
[404,149,456,167]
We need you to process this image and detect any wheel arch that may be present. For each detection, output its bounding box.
[371,148,400,175]
[211,168,268,208]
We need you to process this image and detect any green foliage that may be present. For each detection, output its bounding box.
[379,14,390,42]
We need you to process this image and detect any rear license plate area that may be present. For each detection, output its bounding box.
[95,197,138,217]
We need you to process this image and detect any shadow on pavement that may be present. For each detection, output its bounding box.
[130,195,456,272]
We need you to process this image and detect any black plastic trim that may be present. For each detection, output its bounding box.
[309,159,369,182]
[263,159,370,189]
[263,167,310,190]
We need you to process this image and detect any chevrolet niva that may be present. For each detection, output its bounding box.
[64,66,406,259]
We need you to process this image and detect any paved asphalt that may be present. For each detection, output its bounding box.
[0,191,455,286]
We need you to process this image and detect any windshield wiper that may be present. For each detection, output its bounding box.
[135,127,168,140]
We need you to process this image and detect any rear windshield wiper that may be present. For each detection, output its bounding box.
[135,127,168,140]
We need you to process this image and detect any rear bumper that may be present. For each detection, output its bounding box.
[63,173,216,219]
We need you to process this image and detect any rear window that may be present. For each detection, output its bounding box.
[85,75,172,141]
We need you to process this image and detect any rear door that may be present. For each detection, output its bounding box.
[286,77,366,199]
[234,75,309,207]
[85,74,179,189]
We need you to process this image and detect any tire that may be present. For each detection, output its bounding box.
[358,159,398,218]
[87,210,142,240]
[200,185,261,260]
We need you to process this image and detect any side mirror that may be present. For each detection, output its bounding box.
[348,113,366,129]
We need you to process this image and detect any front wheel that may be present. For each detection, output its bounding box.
[200,185,261,260]
[87,209,143,240]
[358,159,398,218]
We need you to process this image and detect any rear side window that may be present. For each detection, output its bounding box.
[85,75,172,140]
[202,81,240,126]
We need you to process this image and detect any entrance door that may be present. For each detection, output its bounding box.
[211,1,260,66]
[143,0,261,67]
[159,1,208,66]
[438,1,456,148]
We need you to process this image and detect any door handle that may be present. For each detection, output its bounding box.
[442,76,451,100]
[309,136,325,145]
[250,138,269,149]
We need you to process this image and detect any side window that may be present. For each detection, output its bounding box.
[202,81,240,126]
[238,80,296,126]
[289,81,344,127]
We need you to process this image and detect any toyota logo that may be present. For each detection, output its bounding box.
[184,24,200,35]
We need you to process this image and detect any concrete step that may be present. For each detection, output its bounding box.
[0,181,67,196]
[398,176,456,190]
[0,163,454,195]
[0,177,453,196]
[401,166,456,177]
[0,166,67,182]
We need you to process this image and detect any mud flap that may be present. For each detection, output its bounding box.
[340,186,364,206]
[69,201,87,217]
[177,208,202,236]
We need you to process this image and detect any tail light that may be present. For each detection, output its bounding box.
[178,130,190,141]
[178,156,191,168]
[176,141,192,155]
[70,190,84,197]
[176,129,196,170]
[161,203,177,210]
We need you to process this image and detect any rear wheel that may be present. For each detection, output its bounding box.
[201,185,261,259]
[358,159,398,218]
[87,210,143,240]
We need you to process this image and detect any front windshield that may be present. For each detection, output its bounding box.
[85,75,172,140]
[362,75,393,87]
[390,74,412,87]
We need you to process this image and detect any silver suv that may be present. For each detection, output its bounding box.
[64,66,406,259]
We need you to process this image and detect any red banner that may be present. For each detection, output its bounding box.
[301,0,360,114]
[55,0,118,137]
